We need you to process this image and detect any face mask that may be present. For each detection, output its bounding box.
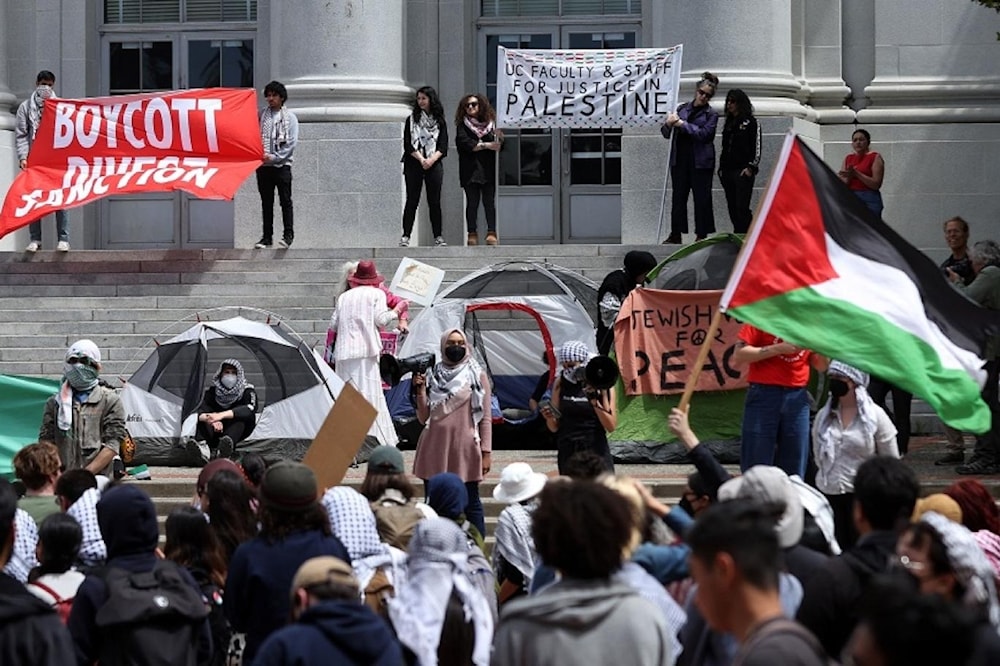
[65,363,99,390]
[444,346,466,363]
[678,496,696,516]
[220,374,238,389]
[829,379,850,398]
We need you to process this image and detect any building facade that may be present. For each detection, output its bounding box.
[0,0,997,253]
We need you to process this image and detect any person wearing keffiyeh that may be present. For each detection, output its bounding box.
[38,340,125,477]
[188,359,258,465]
[454,93,503,246]
[15,70,70,252]
[811,360,898,549]
[400,86,449,248]
[540,340,617,475]
[255,80,299,249]
[412,330,493,538]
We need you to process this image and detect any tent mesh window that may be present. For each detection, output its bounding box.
[655,241,741,291]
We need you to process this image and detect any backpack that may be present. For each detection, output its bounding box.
[27,580,74,624]
[371,492,425,550]
[95,559,210,666]
[363,568,395,618]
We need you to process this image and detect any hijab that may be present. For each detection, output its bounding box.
[388,518,494,666]
[427,329,485,433]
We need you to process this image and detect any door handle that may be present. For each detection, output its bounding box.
[562,133,570,177]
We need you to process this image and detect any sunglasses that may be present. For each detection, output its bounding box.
[67,357,95,367]
[465,101,479,108]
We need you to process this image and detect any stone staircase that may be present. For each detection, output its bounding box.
[0,245,657,380]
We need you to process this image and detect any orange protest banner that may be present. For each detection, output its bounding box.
[1,88,263,236]
[614,288,747,396]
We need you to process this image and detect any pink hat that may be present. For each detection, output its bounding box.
[348,260,384,287]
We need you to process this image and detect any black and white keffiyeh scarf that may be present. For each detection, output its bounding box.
[410,111,440,159]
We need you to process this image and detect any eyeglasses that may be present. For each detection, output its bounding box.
[894,554,926,573]
[465,102,479,108]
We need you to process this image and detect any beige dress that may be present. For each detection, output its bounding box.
[412,371,492,482]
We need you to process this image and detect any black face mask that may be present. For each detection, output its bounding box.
[444,346,467,363]
[829,379,850,398]
[678,496,696,516]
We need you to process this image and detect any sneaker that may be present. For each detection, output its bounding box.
[56,241,70,252]
[218,435,234,460]
[254,238,272,249]
[185,438,210,467]
[399,235,410,247]
[956,459,998,475]
[434,236,448,247]
[278,237,292,249]
[934,451,965,466]
[25,241,40,253]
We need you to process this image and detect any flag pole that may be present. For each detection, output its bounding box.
[677,308,724,412]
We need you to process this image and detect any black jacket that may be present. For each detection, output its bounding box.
[719,114,761,174]
[253,599,404,666]
[796,529,898,658]
[455,121,499,187]
[0,572,76,666]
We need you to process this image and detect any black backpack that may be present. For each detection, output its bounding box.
[95,559,211,666]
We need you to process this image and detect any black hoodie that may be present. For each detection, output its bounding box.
[253,599,404,665]
[0,572,76,665]
[796,529,898,658]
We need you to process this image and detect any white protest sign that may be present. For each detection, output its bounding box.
[389,257,446,307]
[496,45,683,129]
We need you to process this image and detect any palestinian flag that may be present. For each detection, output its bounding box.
[720,134,1000,433]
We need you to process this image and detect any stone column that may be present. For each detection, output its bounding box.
[235,0,413,248]
[0,0,20,250]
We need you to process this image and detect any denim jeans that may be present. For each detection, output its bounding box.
[28,209,69,243]
[741,383,811,478]
[464,480,485,538]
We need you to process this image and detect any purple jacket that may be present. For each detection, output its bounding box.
[661,102,719,170]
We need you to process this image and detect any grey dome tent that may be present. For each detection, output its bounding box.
[120,315,345,465]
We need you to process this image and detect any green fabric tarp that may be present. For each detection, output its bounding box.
[0,374,60,478]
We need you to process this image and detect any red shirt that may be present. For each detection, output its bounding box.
[739,324,812,388]
[844,151,879,192]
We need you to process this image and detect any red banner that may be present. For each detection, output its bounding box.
[614,288,748,396]
[1,88,263,236]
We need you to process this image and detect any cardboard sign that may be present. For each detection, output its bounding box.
[1,88,263,235]
[614,288,748,396]
[301,382,377,490]
[389,257,445,307]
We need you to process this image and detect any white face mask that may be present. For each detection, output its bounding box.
[220,374,238,389]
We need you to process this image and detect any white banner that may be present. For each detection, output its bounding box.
[496,45,683,129]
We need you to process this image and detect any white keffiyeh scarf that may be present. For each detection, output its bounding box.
[410,112,440,159]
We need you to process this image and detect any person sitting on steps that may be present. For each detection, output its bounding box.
[187,359,258,466]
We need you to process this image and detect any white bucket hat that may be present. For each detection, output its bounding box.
[493,462,547,504]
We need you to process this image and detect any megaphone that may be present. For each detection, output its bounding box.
[571,355,620,390]
[379,352,436,386]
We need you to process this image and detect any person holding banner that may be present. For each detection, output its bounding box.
[596,250,657,356]
[455,94,503,246]
[16,70,70,253]
[541,341,617,475]
[718,89,761,234]
[255,80,298,249]
[662,72,719,245]
[400,86,448,248]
